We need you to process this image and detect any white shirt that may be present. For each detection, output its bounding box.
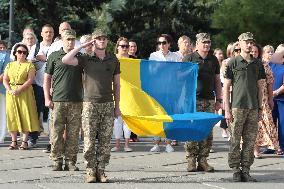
[47,39,82,58]
[149,50,181,62]
[33,42,52,87]
[174,51,184,61]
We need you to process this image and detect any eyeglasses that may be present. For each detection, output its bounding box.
[234,49,241,52]
[157,41,167,45]
[119,45,129,48]
[16,50,28,55]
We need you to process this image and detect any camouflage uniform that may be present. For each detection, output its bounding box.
[228,108,258,171]
[82,101,114,176]
[184,99,215,161]
[49,102,82,164]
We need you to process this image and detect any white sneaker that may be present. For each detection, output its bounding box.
[111,147,120,152]
[165,144,174,153]
[150,144,160,152]
[124,147,133,152]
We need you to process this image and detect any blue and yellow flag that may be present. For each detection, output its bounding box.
[120,58,223,142]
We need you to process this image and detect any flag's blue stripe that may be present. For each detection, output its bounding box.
[163,112,224,142]
[140,59,198,115]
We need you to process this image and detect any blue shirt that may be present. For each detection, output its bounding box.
[0,51,11,94]
[269,62,284,101]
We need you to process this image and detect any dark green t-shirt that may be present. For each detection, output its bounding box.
[183,51,220,99]
[45,49,83,102]
[223,55,266,109]
[77,53,120,102]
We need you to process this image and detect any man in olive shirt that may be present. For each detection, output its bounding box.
[43,29,83,171]
[183,33,222,173]
[62,29,121,183]
[223,32,265,182]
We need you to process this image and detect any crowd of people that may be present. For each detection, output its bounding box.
[0,21,284,183]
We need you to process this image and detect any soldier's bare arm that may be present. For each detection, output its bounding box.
[43,73,53,109]
[113,74,121,118]
[223,78,233,123]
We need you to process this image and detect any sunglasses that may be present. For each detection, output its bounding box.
[234,49,241,52]
[119,45,129,48]
[157,41,167,45]
[16,50,28,55]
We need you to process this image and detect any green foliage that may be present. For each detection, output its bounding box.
[0,0,110,45]
[100,0,218,57]
[212,0,284,50]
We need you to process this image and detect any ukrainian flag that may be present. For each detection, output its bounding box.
[120,58,223,142]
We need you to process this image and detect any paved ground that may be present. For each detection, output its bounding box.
[0,126,284,189]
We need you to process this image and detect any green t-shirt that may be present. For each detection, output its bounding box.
[183,51,220,99]
[45,49,83,102]
[77,52,120,102]
[223,55,266,109]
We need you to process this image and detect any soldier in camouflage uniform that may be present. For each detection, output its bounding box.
[223,32,266,182]
[62,28,121,183]
[183,33,222,172]
[43,29,83,171]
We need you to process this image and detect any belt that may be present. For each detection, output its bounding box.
[10,83,24,86]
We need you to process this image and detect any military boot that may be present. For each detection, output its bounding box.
[52,161,63,171]
[85,169,96,183]
[241,168,257,182]
[197,158,214,172]
[187,157,197,172]
[232,168,242,182]
[64,161,79,171]
[96,169,108,183]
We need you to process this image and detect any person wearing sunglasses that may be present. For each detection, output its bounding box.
[149,34,180,153]
[232,42,241,57]
[3,43,39,150]
[183,33,222,173]
[111,37,133,152]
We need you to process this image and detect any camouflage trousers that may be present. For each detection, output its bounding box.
[228,108,258,171]
[184,99,215,161]
[82,102,114,175]
[49,102,82,164]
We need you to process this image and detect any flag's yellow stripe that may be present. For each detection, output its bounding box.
[119,58,172,137]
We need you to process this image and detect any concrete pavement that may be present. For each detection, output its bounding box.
[0,126,284,189]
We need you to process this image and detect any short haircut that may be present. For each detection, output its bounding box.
[12,43,29,60]
[80,34,92,44]
[157,34,172,44]
[42,24,53,30]
[24,32,38,44]
[276,44,284,53]
[263,45,274,53]
[114,37,128,54]
[177,35,191,47]
[213,48,223,56]
[0,40,8,49]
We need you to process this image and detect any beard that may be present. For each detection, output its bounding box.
[95,44,106,50]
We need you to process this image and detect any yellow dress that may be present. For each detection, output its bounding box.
[4,61,39,132]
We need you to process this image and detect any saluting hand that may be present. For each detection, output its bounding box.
[80,40,95,49]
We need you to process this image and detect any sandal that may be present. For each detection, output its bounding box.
[276,150,284,155]
[8,141,18,150]
[19,141,28,150]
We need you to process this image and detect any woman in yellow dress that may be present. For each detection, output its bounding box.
[3,43,39,150]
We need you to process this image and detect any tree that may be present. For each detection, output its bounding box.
[97,0,218,57]
[212,0,284,50]
[0,0,110,45]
